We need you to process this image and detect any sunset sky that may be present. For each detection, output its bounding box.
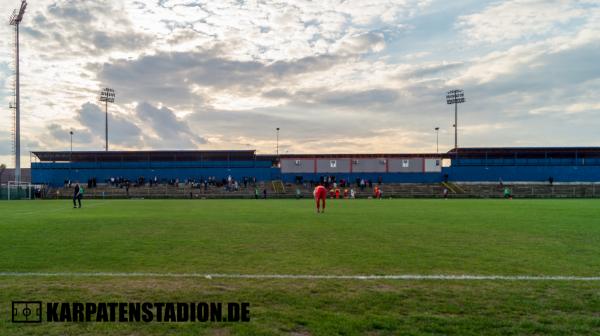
[0,0,599,167]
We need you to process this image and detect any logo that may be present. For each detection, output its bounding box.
[12,301,42,323]
[10,301,250,323]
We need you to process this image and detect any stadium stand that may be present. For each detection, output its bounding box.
[28,147,600,198]
[446,147,600,182]
[31,150,278,187]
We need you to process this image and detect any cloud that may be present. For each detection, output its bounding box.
[334,31,387,55]
[77,102,143,146]
[91,31,152,51]
[19,0,150,58]
[457,0,591,43]
[47,123,94,144]
[94,49,344,106]
[47,1,95,23]
[135,102,207,147]
[0,130,12,156]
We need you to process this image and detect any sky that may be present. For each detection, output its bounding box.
[0,0,599,167]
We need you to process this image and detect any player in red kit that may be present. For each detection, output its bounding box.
[314,184,328,213]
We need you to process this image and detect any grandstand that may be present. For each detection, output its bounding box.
[31,150,278,186]
[447,147,600,182]
[29,147,600,199]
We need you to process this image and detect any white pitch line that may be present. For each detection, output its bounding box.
[0,272,599,281]
[10,201,108,216]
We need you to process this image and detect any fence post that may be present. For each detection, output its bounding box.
[531,186,534,197]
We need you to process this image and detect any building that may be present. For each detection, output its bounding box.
[279,153,442,183]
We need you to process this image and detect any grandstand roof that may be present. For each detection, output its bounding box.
[32,150,276,162]
[448,147,600,158]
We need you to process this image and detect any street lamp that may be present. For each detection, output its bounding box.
[276,127,280,156]
[446,89,465,151]
[434,127,440,154]
[98,87,115,151]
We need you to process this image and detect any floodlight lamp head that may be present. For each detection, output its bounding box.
[9,1,27,25]
[446,89,466,104]
[99,88,115,103]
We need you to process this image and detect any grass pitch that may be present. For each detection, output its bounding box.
[0,199,599,335]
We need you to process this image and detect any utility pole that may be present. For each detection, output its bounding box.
[276,127,280,156]
[435,127,440,154]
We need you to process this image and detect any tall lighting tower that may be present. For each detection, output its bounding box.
[98,88,115,151]
[9,0,27,183]
[446,89,465,151]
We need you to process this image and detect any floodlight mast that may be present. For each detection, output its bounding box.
[98,88,115,151]
[9,0,27,183]
[446,89,465,152]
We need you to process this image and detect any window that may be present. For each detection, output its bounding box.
[330,160,337,168]
[352,159,359,164]
[402,160,410,168]
[294,160,301,166]
[435,160,440,166]
[380,159,387,165]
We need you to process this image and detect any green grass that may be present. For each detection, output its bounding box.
[0,199,599,335]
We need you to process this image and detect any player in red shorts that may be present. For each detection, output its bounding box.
[314,184,328,213]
